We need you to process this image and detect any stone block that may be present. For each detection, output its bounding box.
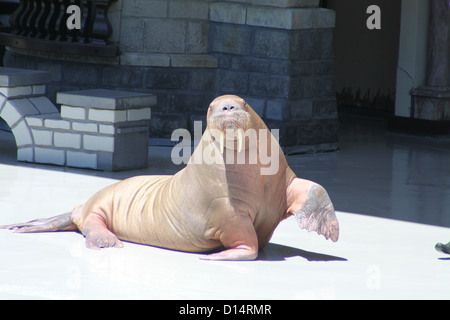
[72,122,98,133]
[54,132,82,149]
[315,8,336,29]
[231,57,269,73]
[122,0,168,18]
[210,2,247,24]
[0,86,32,98]
[67,151,98,169]
[101,66,145,88]
[210,24,252,55]
[112,130,149,170]
[190,69,217,91]
[0,95,6,112]
[26,113,60,128]
[242,96,266,117]
[35,147,66,166]
[32,85,46,95]
[96,153,113,171]
[0,67,51,87]
[169,1,209,20]
[127,108,151,122]
[290,29,334,60]
[145,19,187,54]
[88,109,127,123]
[57,89,156,110]
[116,125,149,135]
[247,7,315,30]
[62,64,99,86]
[61,106,87,120]
[218,70,249,94]
[31,129,53,146]
[0,99,39,127]
[266,99,289,120]
[120,53,171,67]
[147,70,189,90]
[250,0,319,8]
[84,135,115,152]
[187,22,209,54]
[170,54,218,68]
[28,97,58,114]
[290,99,313,119]
[17,147,34,162]
[252,29,290,59]
[249,7,334,29]
[44,117,71,130]
[99,124,115,135]
[36,61,62,82]
[11,119,33,147]
[248,74,290,98]
[149,114,187,137]
[119,18,145,52]
[168,93,213,113]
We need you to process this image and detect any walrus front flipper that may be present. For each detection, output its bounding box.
[287,178,339,242]
[0,212,77,233]
[200,215,259,261]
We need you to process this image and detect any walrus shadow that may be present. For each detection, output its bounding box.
[257,243,347,262]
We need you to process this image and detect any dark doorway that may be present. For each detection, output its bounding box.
[324,0,401,115]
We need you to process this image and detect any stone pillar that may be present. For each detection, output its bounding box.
[410,0,450,121]
[55,89,155,171]
[210,0,338,153]
[426,0,450,88]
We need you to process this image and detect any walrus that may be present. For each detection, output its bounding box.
[0,95,339,260]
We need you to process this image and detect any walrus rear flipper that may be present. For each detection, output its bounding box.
[0,212,77,233]
[291,181,339,242]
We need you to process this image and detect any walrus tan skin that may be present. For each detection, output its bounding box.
[1,95,339,261]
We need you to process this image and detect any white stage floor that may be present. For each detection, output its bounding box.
[0,115,449,300]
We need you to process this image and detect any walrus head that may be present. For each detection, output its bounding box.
[206,95,253,153]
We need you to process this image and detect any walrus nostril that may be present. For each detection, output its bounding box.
[222,105,236,111]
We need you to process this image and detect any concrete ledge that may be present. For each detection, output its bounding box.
[169,54,218,68]
[57,89,157,110]
[120,52,218,68]
[250,0,320,8]
[210,2,335,29]
[0,67,51,87]
[120,53,171,67]
[284,141,339,155]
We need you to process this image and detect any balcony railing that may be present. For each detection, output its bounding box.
[0,0,119,57]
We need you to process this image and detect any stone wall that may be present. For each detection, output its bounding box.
[2,0,339,153]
